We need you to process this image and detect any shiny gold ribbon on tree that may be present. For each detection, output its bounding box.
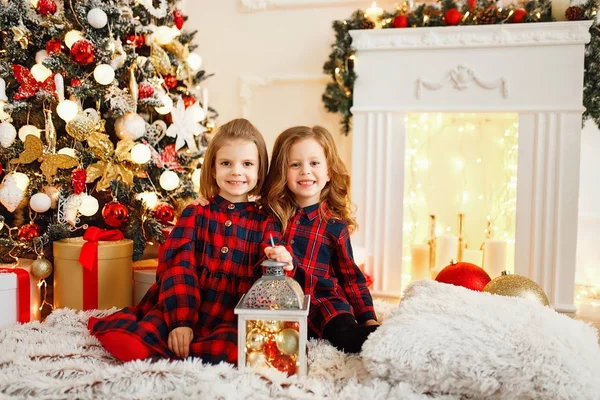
[86,138,135,191]
[151,43,172,75]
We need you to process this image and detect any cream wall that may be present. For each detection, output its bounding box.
[186,1,600,285]
[185,0,398,168]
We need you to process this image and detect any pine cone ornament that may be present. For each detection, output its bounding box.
[565,6,584,21]
[359,19,376,29]
[477,6,498,24]
[71,168,87,195]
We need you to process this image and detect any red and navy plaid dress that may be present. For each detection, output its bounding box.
[285,203,376,338]
[88,196,282,364]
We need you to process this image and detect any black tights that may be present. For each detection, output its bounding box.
[321,313,378,353]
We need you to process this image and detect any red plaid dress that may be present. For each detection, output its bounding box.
[88,196,282,364]
[285,203,376,338]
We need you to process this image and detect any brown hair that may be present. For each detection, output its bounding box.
[261,125,357,233]
[199,118,268,199]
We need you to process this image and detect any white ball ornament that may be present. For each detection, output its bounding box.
[87,8,108,29]
[155,94,173,115]
[78,194,99,216]
[130,143,152,164]
[29,193,52,213]
[65,30,84,49]
[56,100,80,122]
[93,64,115,85]
[0,121,17,148]
[114,113,146,140]
[159,170,180,191]
[57,147,77,158]
[18,125,42,142]
[186,53,202,72]
[137,192,159,210]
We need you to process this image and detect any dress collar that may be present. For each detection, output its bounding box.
[298,202,322,221]
[213,195,254,212]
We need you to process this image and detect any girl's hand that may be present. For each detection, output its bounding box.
[168,326,194,358]
[363,319,380,327]
[192,195,209,206]
[264,246,294,271]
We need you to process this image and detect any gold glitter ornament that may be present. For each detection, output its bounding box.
[483,272,549,306]
[246,328,267,351]
[66,113,96,141]
[276,328,299,355]
[12,25,30,49]
[32,256,53,280]
[151,43,172,75]
[260,320,283,333]
[10,136,78,182]
[163,40,189,61]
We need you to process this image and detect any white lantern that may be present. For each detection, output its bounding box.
[12,172,30,191]
[78,194,99,216]
[65,30,85,49]
[137,192,159,210]
[30,64,53,83]
[93,64,115,85]
[57,147,77,158]
[155,94,173,115]
[192,168,201,189]
[159,170,180,191]
[234,259,310,376]
[154,25,179,45]
[87,8,108,29]
[29,193,52,213]
[56,100,80,122]
[18,125,42,142]
[186,53,203,72]
[130,143,152,164]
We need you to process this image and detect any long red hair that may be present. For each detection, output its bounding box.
[261,126,357,233]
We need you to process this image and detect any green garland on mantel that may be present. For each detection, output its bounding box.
[323,0,598,135]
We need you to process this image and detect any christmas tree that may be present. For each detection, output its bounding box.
[0,0,215,263]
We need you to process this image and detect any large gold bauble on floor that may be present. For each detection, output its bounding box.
[483,273,549,306]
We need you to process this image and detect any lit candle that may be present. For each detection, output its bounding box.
[434,234,458,271]
[483,240,507,278]
[411,244,430,281]
[365,1,384,28]
[463,248,483,267]
[552,0,569,20]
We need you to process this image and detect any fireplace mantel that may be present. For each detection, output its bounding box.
[349,21,592,312]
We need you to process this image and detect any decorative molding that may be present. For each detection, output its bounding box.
[350,21,592,51]
[240,0,368,12]
[239,74,329,117]
[416,64,508,99]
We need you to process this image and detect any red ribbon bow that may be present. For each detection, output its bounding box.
[79,227,124,310]
[0,268,30,323]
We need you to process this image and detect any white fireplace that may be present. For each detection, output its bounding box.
[349,21,592,313]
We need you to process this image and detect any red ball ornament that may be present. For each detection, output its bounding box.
[71,168,87,195]
[183,95,196,108]
[283,321,300,331]
[0,163,3,176]
[138,82,155,99]
[71,40,95,66]
[445,8,462,26]
[393,15,409,28]
[126,34,145,48]
[164,75,178,90]
[153,203,176,224]
[467,0,476,9]
[512,8,527,23]
[102,201,129,227]
[37,0,57,16]
[173,9,185,30]
[18,223,42,241]
[71,78,82,87]
[270,354,297,375]
[46,39,62,55]
[262,339,280,361]
[435,261,492,292]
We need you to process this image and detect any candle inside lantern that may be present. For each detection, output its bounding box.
[365,1,384,28]
[411,244,430,281]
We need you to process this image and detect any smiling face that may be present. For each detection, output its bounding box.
[213,140,259,203]
[286,138,330,208]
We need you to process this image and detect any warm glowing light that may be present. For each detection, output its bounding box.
[137,192,159,210]
[155,94,174,115]
[65,30,84,49]
[18,125,41,141]
[12,172,30,191]
[186,53,203,71]
[130,143,152,164]
[79,195,99,216]
[56,100,79,122]
[57,148,77,158]
[31,64,52,82]
[159,170,180,191]
[93,64,115,85]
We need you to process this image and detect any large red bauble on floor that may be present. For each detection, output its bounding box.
[435,261,491,291]
[102,201,129,227]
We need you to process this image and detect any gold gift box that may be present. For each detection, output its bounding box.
[53,237,133,310]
